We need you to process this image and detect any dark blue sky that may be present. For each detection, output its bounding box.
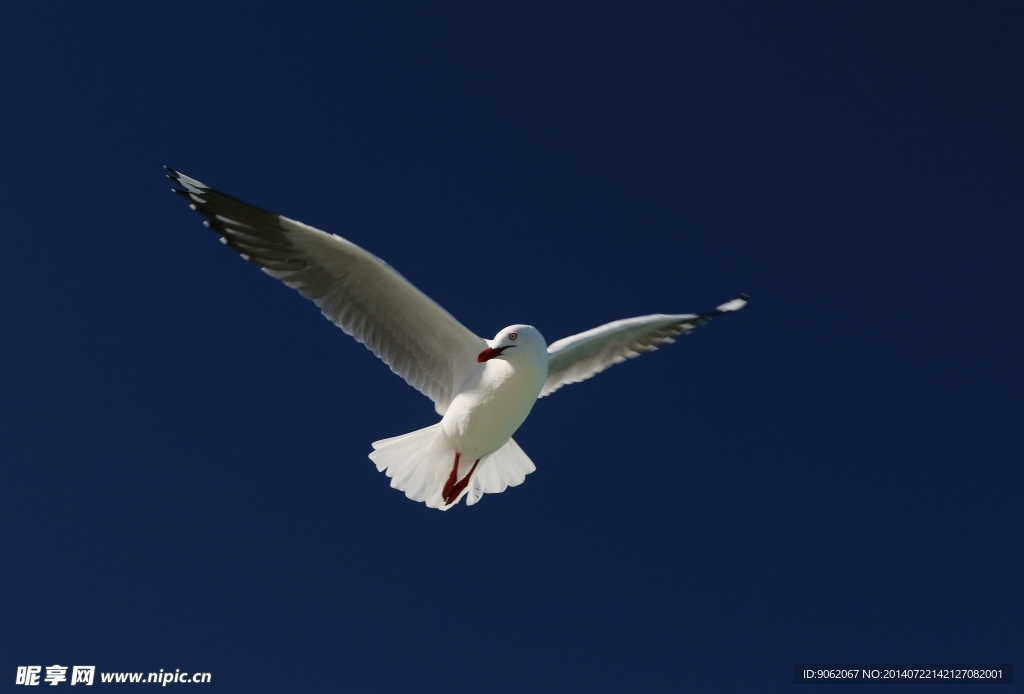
[1,2,1020,691]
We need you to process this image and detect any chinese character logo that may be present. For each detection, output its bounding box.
[44,665,67,686]
[70,666,95,686]
[16,667,42,686]
[17,665,95,686]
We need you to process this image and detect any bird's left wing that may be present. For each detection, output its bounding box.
[167,168,487,415]
[540,295,747,397]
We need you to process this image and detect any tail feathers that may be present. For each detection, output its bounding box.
[369,423,452,509]
[369,423,440,474]
[368,425,536,510]
[465,437,536,506]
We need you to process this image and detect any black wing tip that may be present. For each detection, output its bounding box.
[164,166,207,189]
[165,165,187,191]
[164,168,286,225]
[699,293,749,319]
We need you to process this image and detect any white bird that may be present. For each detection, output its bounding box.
[167,168,748,510]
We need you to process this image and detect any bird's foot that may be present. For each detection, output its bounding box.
[443,455,480,506]
[442,453,461,502]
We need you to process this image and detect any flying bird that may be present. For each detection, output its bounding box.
[166,168,747,510]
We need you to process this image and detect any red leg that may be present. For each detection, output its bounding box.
[445,458,480,505]
[442,452,460,502]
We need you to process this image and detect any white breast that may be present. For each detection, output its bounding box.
[441,355,548,461]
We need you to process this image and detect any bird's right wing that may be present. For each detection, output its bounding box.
[167,168,487,415]
[540,295,747,397]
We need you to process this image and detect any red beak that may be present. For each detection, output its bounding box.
[477,346,512,362]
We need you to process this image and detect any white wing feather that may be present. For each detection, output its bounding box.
[168,169,487,415]
[541,296,747,397]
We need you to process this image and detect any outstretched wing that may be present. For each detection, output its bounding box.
[167,168,487,415]
[540,295,748,397]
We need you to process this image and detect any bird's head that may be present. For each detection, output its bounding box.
[478,325,547,363]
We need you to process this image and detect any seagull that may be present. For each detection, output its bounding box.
[166,168,748,510]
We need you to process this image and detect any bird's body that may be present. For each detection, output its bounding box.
[371,324,550,508]
[167,168,747,510]
[441,325,548,462]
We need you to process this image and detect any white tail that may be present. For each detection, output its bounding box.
[465,438,535,506]
[369,425,536,510]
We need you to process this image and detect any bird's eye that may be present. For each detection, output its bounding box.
[509,332,518,340]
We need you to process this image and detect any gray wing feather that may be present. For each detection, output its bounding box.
[168,168,486,414]
[541,295,747,397]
